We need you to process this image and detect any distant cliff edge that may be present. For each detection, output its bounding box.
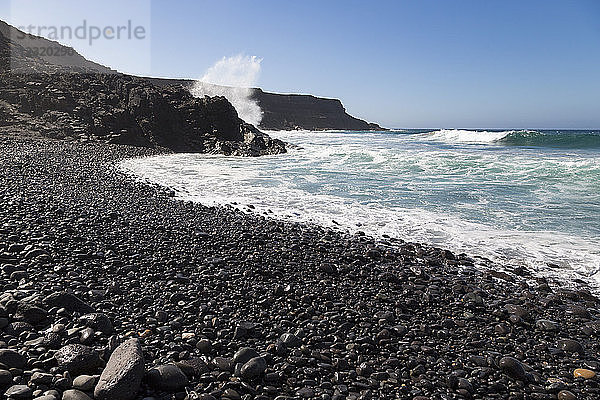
[252,88,383,131]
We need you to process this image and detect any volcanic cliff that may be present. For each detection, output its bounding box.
[0,20,285,156]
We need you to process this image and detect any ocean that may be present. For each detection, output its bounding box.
[120,129,600,289]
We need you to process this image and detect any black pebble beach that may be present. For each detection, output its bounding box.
[1,135,600,400]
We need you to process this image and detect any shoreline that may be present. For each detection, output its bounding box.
[1,135,600,399]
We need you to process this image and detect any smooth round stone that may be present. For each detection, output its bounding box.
[61,389,93,400]
[78,313,113,335]
[240,357,267,380]
[573,368,596,379]
[296,387,315,398]
[505,304,528,318]
[494,323,510,335]
[4,384,33,399]
[280,333,302,348]
[558,390,577,400]
[195,339,212,354]
[498,356,527,381]
[72,375,96,391]
[29,372,53,385]
[535,319,559,332]
[222,389,240,400]
[180,332,194,339]
[558,339,584,355]
[0,369,13,386]
[146,365,188,392]
[0,349,26,369]
[233,348,259,365]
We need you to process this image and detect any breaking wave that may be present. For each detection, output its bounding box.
[423,129,600,148]
[191,55,263,126]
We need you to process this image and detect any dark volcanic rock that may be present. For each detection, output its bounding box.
[14,302,47,325]
[0,349,26,369]
[0,22,286,156]
[94,339,144,400]
[62,389,93,400]
[1,136,600,399]
[558,339,585,355]
[4,384,32,399]
[280,332,302,348]
[499,356,528,381]
[240,356,267,380]
[54,344,102,375]
[175,358,210,378]
[79,313,113,335]
[149,79,384,132]
[252,88,383,131]
[233,347,260,365]
[146,364,189,392]
[43,292,94,314]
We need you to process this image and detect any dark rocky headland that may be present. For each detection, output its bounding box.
[1,19,381,134]
[2,137,600,400]
[0,20,285,157]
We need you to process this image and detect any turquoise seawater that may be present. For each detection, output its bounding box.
[121,129,600,288]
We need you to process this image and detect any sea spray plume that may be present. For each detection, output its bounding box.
[191,55,263,126]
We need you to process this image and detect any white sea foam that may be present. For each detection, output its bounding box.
[191,55,263,126]
[423,129,516,143]
[120,130,600,290]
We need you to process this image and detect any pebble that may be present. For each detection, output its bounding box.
[54,345,101,375]
[233,347,260,365]
[4,384,33,399]
[558,390,577,400]
[499,356,528,381]
[0,369,12,386]
[72,375,96,391]
[573,368,596,379]
[240,356,267,380]
[535,319,559,332]
[146,365,188,392]
[0,349,26,369]
[280,333,302,348]
[61,389,92,400]
[78,313,112,335]
[558,339,584,355]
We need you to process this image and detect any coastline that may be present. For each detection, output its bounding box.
[1,135,600,399]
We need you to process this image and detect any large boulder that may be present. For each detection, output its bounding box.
[94,339,144,400]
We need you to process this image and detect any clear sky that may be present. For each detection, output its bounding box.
[1,0,599,128]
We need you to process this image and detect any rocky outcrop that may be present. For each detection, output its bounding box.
[0,21,286,156]
[146,81,384,132]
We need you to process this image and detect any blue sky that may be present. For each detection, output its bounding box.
[1,0,599,128]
